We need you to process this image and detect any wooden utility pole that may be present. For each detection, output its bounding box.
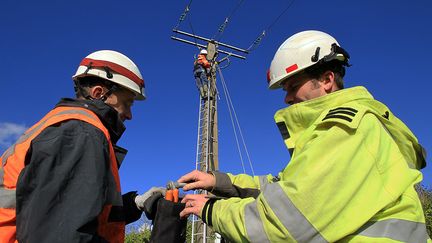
[171,29,248,243]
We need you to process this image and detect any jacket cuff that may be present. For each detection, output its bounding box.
[201,198,217,227]
[122,191,143,224]
[210,171,237,196]
[210,171,261,199]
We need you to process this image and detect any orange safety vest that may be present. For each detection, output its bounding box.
[0,106,125,243]
[195,54,210,68]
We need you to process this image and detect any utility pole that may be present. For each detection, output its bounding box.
[171,29,248,243]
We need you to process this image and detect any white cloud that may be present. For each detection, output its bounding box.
[0,122,27,152]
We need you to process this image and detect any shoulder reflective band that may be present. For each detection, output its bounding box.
[0,187,15,208]
[1,109,97,166]
[80,58,145,88]
[0,168,15,208]
[258,176,270,191]
[355,218,429,243]
[0,108,103,209]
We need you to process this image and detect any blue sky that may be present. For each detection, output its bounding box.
[1,0,431,200]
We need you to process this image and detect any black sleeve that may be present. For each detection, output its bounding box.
[122,191,142,224]
[16,120,111,243]
[211,171,260,199]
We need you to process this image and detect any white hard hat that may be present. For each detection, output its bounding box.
[73,50,146,100]
[267,30,350,89]
[200,49,208,55]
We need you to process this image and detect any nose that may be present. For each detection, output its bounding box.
[123,108,132,121]
[284,92,293,105]
[125,111,132,121]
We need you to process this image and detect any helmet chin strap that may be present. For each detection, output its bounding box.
[98,85,118,102]
[74,80,118,102]
[94,66,119,101]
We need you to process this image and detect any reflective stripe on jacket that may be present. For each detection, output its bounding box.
[0,106,125,243]
[207,86,430,242]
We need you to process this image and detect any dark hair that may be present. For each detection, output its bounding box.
[74,76,115,98]
[304,60,346,89]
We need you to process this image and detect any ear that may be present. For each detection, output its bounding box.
[320,71,335,93]
[88,85,105,100]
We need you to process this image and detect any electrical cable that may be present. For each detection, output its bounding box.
[187,13,200,51]
[173,0,193,31]
[219,68,246,174]
[266,0,295,32]
[173,0,200,51]
[173,0,295,55]
[246,0,295,52]
[213,0,245,41]
[217,65,255,176]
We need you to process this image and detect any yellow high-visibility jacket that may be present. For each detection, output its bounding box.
[204,86,430,242]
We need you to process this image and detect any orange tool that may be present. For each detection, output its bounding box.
[165,189,174,201]
[165,181,185,202]
[172,189,179,203]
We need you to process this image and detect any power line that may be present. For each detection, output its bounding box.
[266,0,295,31]
[212,0,245,41]
[173,0,296,56]
[173,0,193,31]
[188,16,200,51]
[246,0,296,52]
[217,65,255,176]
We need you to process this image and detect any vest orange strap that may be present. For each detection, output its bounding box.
[0,106,123,243]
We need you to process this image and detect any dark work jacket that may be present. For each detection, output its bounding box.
[15,98,142,242]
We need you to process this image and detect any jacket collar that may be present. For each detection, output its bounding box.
[273,86,426,169]
[55,98,126,144]
[274,86,372,151]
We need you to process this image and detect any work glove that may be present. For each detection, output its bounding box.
[135,187,166,220]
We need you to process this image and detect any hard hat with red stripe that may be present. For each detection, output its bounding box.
[267,30,350,89]
[73,50,146,100]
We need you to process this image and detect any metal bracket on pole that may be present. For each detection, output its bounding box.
[171,29,249,61]
[173,29,249,54]
[206,42,217,61]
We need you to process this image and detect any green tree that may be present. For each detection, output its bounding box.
[125,217,193,242]
[125,217,152,243]
[416,184,432,237]
[125,230,151,243]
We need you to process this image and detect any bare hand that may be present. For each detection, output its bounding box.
[180,194,208,218]
[177,170,215,191]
